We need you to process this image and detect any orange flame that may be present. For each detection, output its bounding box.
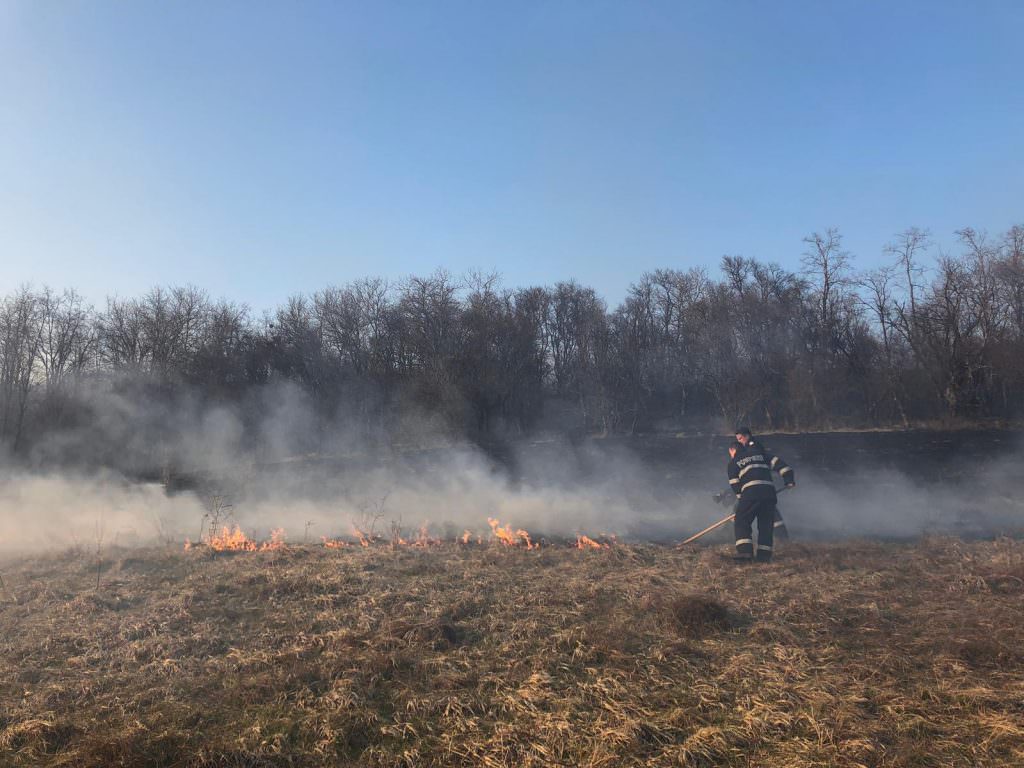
[187,520,621,551]
[184,525,287,552]
[352,526,372,547]
[488,518,537,549]
[207,525,258,551]
[412,524,441,548]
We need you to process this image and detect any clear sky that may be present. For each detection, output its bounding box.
[1,1,1021,311]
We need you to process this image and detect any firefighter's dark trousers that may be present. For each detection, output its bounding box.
[734,498,777,562]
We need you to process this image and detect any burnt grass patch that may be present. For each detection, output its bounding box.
[1,537,1024,766]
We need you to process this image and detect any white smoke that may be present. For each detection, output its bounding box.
[0,470,205,554]
[2,377,1022,556]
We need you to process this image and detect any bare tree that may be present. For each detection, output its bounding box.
[0,288,44,450]
[38,288,97,387]
[887,227,930,330]
[99,296,147,368]
[801,227,854,351]
[858,266,909,425]
[995,225,1024,335]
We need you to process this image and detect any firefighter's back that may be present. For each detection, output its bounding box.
[730,442,778,503]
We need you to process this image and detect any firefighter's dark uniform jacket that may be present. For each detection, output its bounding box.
[727,440,794,561]
[727,440,794,501]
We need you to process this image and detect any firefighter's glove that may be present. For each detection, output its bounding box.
[712,492,731,506]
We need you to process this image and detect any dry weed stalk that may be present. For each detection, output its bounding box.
[350,491,390,546]
[0,572,14,604]
[203,494,234,540]
[149,509,176,548]
[93,515,104,592]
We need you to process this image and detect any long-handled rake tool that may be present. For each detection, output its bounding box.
[677,485,793,548]
[677,513,735,546]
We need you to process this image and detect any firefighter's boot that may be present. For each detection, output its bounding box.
[734,537,754,563]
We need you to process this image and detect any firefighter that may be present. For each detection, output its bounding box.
[726,428,795,563]
[735,427,789,539]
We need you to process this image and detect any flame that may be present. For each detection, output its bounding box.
[575,533,616,549]
[207,525,258,551]
[184,519,619,552]
[576,534,604,549]
[488,518,537,549]
[412,524,441,548]
[184,525,287,552]
[352,526,372,547]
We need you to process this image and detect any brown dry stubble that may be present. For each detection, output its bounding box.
[0,537,1022,766]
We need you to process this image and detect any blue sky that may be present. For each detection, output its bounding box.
[1,1,1021,311]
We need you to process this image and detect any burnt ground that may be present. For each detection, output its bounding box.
[1,538,1023,767]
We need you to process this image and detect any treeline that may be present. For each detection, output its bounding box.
[2,224,1023,466]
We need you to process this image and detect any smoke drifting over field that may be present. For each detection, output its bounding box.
[0,444,662,554]
[787,465,1021,539]
[1,445,1023,557]
[0,380,1022,554]
[0,472,203,554]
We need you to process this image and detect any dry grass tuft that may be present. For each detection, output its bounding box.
[664,594,733,638]
[1,537,1024,766]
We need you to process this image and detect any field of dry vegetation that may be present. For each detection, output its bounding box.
[2,536,1023,767]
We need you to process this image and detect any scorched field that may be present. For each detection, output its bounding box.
[2,535,1023,767]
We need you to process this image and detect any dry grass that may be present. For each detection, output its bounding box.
[1,536,1023,766]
